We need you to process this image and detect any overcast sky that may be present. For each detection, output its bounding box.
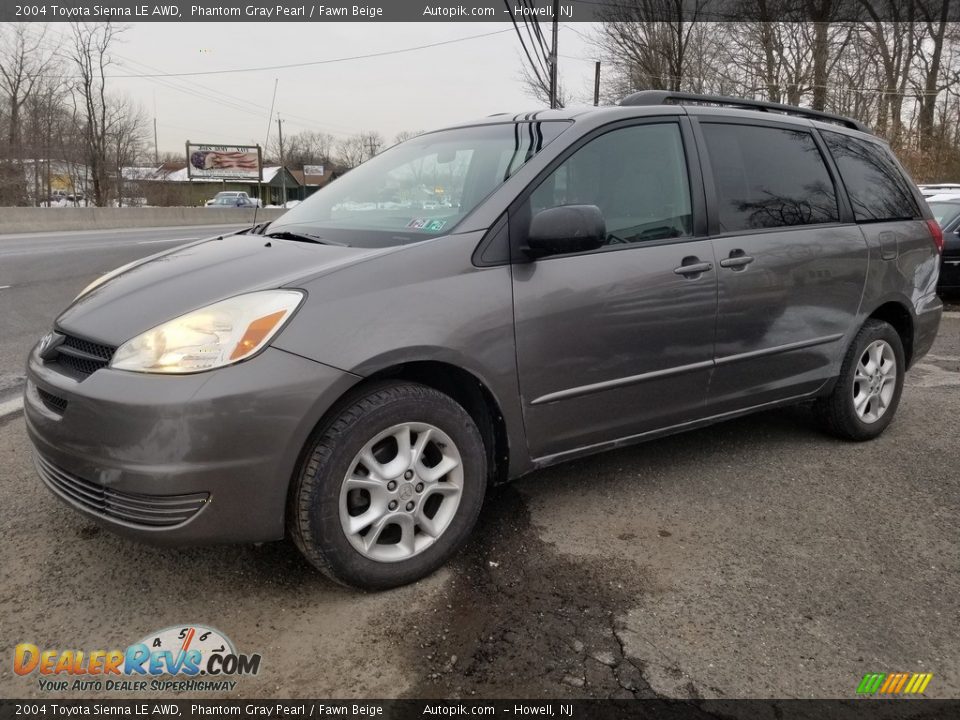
[52,22,602,156]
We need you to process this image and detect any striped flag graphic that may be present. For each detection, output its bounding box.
[857,672,933,695]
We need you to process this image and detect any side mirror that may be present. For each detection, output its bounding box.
[525,205,606,258]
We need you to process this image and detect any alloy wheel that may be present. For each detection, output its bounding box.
[338,422,464,562]
[852,339,897,424]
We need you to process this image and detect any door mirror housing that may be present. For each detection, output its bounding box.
[525,205,606,258]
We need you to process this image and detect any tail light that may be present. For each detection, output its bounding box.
[926,219,944,254]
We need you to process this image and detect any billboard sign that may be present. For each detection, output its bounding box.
[187,143,262,180]
[303,165,325,176]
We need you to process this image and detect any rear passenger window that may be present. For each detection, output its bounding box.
[701,123,839,233]
[821,131,920,222]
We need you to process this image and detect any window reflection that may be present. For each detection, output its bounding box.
[701,124,839,233]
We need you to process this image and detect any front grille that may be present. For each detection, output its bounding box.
[35,453,209,528]
[37,388,68,414]
[62,335,114,361]
[49,334,116,380]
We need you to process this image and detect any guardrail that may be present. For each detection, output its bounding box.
[0,207,287,235]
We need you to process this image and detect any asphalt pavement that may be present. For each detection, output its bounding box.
[0,227,957,700]
[0,224,247,405]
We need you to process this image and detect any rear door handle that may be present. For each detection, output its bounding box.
[673,259,713,277]
[719,249,755,270]
[719,255,754,269]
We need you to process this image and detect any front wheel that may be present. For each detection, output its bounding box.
[288,381,487,590]
[814,319,905,441]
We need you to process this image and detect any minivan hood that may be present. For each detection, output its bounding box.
[57,233,383,346]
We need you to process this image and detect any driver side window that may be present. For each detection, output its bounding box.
[530,122,693,245]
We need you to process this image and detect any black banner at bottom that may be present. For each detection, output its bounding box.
[1,699,958,720]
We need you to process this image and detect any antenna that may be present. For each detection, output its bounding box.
[254,78,279,226]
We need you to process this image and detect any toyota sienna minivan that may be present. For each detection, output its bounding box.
[25,92,943,590]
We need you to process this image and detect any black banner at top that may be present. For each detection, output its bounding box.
[3,0,959,23]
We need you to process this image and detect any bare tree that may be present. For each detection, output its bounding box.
[23,74,68,205]
[519,63,568,107]
[804,1,856,110]
[913,0,959,153]
[109,94,148,206]
[394,130,424,144]
[586,12,960,181]
[269,129,336,169]
[66,22,125,207]
[0,23,56,205]
[594,0,715,100]
[335,134,367,169]
[858,1,919,142]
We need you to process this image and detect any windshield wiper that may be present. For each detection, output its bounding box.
[265,230,346,246]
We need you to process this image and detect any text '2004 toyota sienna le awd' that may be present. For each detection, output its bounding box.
[25,92,943,590]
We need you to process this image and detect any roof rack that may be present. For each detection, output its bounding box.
[619,90,870,133]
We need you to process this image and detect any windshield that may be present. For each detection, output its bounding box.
[267,120,570,247]
[929,202,960,227]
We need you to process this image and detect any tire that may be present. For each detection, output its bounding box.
[814,319,906,441]
[288,381,487,591]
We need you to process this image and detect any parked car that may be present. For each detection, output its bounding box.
[207,196,255,208]
[25,92,943,590]
[926,191,960,202]
[205,191,260,208]
[919,183,960,198]
[928,196,960,293]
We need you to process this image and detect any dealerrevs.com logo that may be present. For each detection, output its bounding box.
[14,625,262,693]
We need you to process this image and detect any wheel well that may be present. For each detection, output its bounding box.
[366,361,510,485]
[868,302,914,365]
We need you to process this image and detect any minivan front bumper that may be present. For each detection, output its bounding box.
[24,342,359,545]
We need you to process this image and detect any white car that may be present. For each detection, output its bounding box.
[919,183,960,198]
[925,192,960,202]
[205,191,262,207]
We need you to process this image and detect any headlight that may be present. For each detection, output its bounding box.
[110,290,304,374]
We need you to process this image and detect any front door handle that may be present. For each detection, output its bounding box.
[719,249,755,270]
[673,257,713,277]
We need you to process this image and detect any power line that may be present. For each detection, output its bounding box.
[44,26,357,138]
[520,0,551,77]
[115,56,353,137]
[504,0,548,89]
[101,28,515,78]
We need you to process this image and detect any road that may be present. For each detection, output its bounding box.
[0,224,247,404]
[0,227,958,700]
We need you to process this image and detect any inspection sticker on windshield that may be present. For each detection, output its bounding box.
[406,218,447,231]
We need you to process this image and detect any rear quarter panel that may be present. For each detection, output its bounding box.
[857,219,942,364]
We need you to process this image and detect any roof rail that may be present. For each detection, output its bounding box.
[619,90,870,133]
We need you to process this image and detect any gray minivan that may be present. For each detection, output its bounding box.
[25,92,943,590]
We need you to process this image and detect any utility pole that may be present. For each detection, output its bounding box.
[152,92,159,165]
[549,0,559,109]
[277,116,286,207]
[594,61,601,106]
